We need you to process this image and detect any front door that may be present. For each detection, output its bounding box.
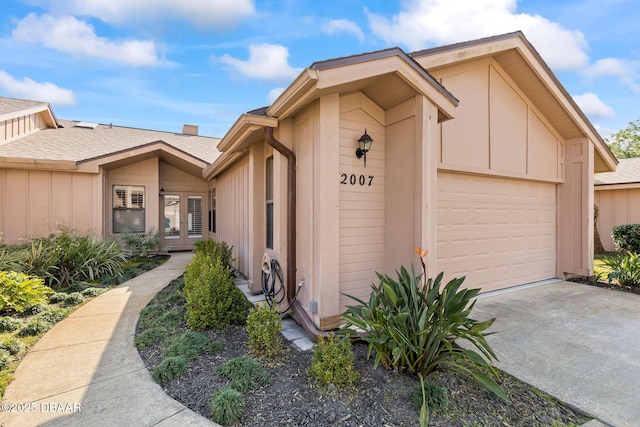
[163,192,204,249]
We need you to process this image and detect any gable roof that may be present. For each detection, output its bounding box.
[411,31,618,173]
[595,157,640,185]
[0,118,221,172]
[0,96,59,128]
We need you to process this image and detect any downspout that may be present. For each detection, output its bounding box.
[264,126,325,341]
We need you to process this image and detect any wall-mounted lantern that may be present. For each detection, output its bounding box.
[159,187,165,197]
[355,129,373,168]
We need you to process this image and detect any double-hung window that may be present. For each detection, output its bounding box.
[113,185,145,233]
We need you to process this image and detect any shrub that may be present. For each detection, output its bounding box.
[134,327,168,350]
[612,224,640,253]
[18,318,51,337]
[215,356,271,393]
[48,292,66,304]
[308,332,359,389]
[411,380,449,413]
[63,292,85,307]
[0,317,21,333]
[0,271,52,314]
[209,386,244,426]
[120,230,164,257]
[81,287,107,297]
[183,254,249,330]
[37,307,70,324]
[21,303,45,316]
[0,349,11,370]
[0,337,24,355]
[194,239,233,268]
[604,251,640,287]
[164,331,221,361]
[341,252,507,402]
[246,302,283,359]
[152,356,188,384]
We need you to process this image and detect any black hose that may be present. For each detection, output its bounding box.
[261,258,300,313]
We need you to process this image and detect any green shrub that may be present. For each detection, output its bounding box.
[18,318,51,337]
[21,303,46,316]
[0,317,21,333]
[152,356,188,384]
[120,230,164,257]
[341,258,507,402]
[48,292,66,304]
[0,271,52,314]
[0,337,24,356]
[209,386,244,426]
[308,332,359,389]
[604,251,640,287]
[134,327,168,350]
[411,380,449,413]
[164,331,220,361]
[183,254,249,330]
[81,287,107,297]
[246,302,283,359]
[0,349,11,370]
[194,239,233,268]
[215,356,271,393]
[37,307,70,324]
[612,224,640,253]
[63,292,85,307]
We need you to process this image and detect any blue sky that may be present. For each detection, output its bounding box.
[1,0,638,140]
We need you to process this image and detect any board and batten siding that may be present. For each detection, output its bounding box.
[595,187,640,252]
[338,110,385,311]
[0,169,100,244]
[0,112,47,144]
[215,157,251,274]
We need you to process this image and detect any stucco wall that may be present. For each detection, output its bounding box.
[0,168,102,243]
[595,186,640,252]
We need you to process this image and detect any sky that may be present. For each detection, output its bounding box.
[1,0,639,140]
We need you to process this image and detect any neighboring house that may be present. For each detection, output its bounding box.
[595,157,640,252]
[204,31,617,335]
[0,31,619,336]
[0,96,221,250]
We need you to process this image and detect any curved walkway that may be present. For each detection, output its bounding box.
[0,252,218,427]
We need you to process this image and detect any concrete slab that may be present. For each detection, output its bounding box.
[470,281,640,427]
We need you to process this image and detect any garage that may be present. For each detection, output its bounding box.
[437,172,557,292]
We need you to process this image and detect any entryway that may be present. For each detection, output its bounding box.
[162,192,205,250]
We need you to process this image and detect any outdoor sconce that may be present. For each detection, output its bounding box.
[159,187,165,197]
[356,129,373,168]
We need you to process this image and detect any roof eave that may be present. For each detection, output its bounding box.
[216,114,278,153]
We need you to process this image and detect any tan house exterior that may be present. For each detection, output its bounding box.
[595,157,640,252]
[0,97,221,250]
[204,32,617,334]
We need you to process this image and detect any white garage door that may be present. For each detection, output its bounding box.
[437,172,556,293]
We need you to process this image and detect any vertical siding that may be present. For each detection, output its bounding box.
[0,112,48,144]
[338,110,385,310]
[595,188,640,252]
[216,158,250,274]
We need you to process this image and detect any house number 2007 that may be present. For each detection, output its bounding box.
[340,173,374,186]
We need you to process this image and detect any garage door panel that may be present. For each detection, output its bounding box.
[437,172,556,292]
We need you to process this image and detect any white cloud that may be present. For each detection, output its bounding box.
[583,58,640,94]
[30,0,255,30]
[366,0,589,70]
[0,70,76,105]
[215,44,300,82]
[322,19,365,41]
[12,14,160,67]
[573,92,615,118]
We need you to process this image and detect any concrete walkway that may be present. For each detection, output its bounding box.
[0,252,218,427]
[471,281,640,427]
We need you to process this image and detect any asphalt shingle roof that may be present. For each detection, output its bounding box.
[0,97,47,115]
[594,157,640,185]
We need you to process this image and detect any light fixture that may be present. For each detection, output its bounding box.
[356,129,373,168]
[159,187,165,197]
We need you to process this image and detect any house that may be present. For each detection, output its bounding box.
[595,157,640,252]
[204,31,617,335]
[1,31,618,336]
[0,96,221,250]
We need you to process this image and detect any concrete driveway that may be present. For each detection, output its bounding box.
[471,281,640,427]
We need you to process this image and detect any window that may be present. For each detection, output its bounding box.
[208,188,216,233]
[188,196,202,238]
[266,156,274,249]
[113,185,145,233]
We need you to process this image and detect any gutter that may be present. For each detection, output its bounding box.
[264,126,326,341]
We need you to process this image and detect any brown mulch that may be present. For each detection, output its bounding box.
[137,283,591,427]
